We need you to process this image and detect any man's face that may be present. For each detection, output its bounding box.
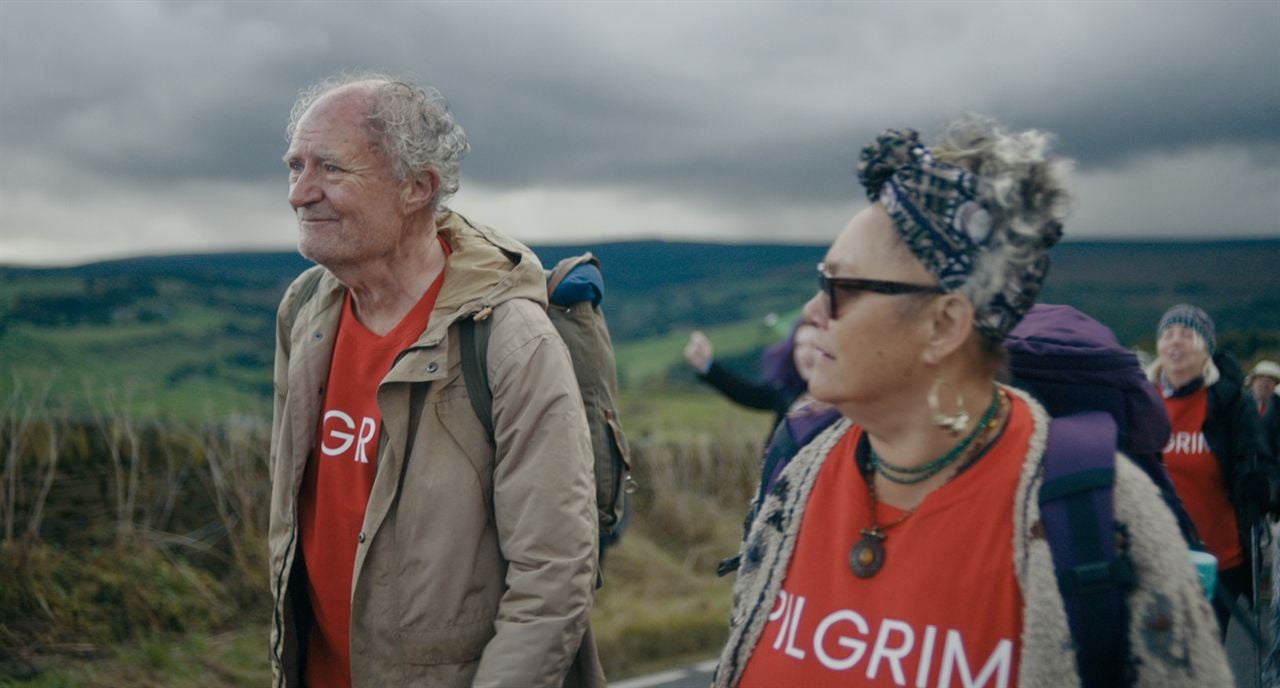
[1253,376,1278,402]
[284,88,411,270]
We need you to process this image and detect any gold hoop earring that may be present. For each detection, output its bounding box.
[928,379,969,435]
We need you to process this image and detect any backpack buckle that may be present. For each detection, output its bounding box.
[1062,555,1136,595]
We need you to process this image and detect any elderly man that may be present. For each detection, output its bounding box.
[267,73,603,688]
[1249,360,1280,461]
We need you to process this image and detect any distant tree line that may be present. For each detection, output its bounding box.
[6,277,158,327]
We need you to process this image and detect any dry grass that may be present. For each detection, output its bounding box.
[0,627,269,687]
[0,383,773,684]
[592,408,770,678]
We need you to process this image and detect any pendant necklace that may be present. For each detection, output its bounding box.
[849,389,1008,578]
[848,476,915,578]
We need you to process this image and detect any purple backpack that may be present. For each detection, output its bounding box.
[1007,304,1194,541]
[1006,304,1193,688]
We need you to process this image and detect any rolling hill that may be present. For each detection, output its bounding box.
[2,239,1277,416]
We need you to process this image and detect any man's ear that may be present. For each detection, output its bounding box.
[921,294,975,365]
[403,167,441,214]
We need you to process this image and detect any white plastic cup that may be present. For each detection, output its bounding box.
[1189,550,1218,600]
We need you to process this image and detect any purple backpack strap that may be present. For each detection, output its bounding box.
[1040,412,1135,688]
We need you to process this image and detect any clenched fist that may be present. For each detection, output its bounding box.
[684,331,714,374]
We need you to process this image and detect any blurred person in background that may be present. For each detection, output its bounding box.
[1248,360,1280,461]
[1258,359,1280,686]
[684,324,815,428]
[1146,304,1273,637]
[714,119,1229,687]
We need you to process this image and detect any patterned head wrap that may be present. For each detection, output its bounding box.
[857,129,1063,341]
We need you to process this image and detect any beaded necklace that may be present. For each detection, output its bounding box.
[870,387,1001,485]
[849,388,1009,578]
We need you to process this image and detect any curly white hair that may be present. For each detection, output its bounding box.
[286,72,470,210]
[933,115,1074,342]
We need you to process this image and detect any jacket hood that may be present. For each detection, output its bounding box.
[432,210,547,316]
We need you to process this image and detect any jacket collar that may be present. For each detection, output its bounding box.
[1146,357,1220,398]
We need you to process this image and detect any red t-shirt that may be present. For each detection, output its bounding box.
[1163,388,1243,571]
[298,248,448,688]
[739,394,1032,688]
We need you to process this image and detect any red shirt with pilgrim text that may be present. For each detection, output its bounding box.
[1163,387,1243,571]
[738,393,1032,688]
[298,244,448,688]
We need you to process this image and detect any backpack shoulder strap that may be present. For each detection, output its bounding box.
[459,316,495,443]
[1039,411,1135,688]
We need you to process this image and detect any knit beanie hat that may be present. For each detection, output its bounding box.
[1158,304,1215,355]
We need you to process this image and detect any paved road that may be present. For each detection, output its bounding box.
[1227,593,1270,688]
[610,659,717,688]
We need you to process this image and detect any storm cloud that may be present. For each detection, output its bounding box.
[1,0,1277,264]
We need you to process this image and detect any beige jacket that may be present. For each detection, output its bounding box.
[268,212,604,687]
[714,387,1231,687]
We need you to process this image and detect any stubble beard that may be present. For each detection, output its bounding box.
[297,220,352,270]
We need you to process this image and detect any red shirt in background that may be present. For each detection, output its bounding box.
[739,394,1032,688]
[1163,387,1243,571]
[298,245,448,688]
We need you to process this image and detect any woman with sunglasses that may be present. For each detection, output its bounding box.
[713,119,1229,687]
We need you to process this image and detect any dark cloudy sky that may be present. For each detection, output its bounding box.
[1,0,1277,265]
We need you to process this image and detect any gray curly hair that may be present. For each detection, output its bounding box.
[934,116,1073,340]
[858,115,1073,344]
[285,72,470,209]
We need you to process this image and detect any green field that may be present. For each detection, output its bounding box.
[4,240,1276,417]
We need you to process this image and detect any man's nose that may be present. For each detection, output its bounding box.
[288,167,322,209]
[802,291,828,329]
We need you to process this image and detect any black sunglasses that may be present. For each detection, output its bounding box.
[817,263,946,318]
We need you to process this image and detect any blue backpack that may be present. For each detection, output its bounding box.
[1007,304,1195,688]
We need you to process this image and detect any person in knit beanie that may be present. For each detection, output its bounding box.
[1159,303,1217,354]
[1148,303,1272,638]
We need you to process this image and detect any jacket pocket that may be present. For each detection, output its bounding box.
[403,617,495,666]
